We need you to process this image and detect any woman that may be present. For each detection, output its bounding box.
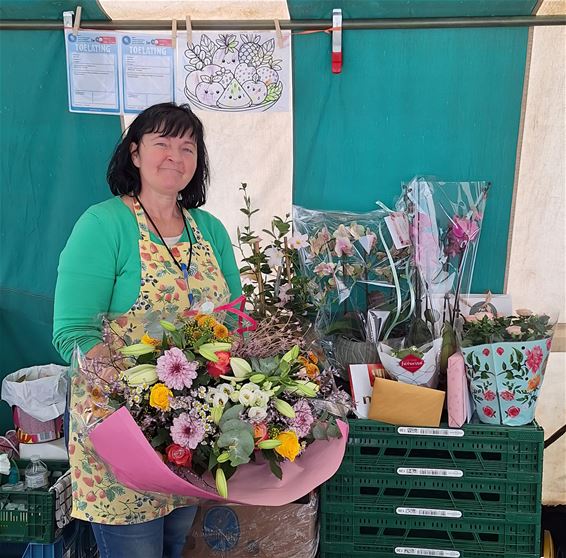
[53,103,241,557]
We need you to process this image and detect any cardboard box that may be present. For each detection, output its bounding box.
[368,378,445,427]
[183,492,318,557]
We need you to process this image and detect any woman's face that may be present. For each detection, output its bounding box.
[130,131,198,197]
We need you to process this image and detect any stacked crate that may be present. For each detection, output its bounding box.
[320,419,543,558]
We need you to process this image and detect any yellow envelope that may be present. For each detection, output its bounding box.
[368,378,445,427]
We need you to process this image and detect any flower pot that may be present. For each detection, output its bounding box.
[461,337,552,426]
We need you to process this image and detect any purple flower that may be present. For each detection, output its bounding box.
[445,216,480,257]
[288,399,315,438]
[156,347,198,390]
[170,412,205,449]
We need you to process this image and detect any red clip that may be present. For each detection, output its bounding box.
[332,8,342,74]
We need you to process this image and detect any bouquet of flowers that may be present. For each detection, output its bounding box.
[460,309,555,426]
[75,307,349,502]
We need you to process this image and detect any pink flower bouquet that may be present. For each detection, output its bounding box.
[460,311,554,425]
[72,304,349,504]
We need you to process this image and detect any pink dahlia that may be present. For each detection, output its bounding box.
[525,345,544,374]
[289,399,315,438]
[170,412,205,449]
[156,347,198,390]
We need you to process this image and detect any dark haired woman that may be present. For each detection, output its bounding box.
[53,103,241,557]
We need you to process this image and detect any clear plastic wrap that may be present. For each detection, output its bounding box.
[292,206,413,372]
[184,492,319,557]
[398,176,490,338]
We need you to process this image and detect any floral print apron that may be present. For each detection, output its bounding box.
[69,199,231,524]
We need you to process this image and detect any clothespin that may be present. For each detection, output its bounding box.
[331,8,342,74]
[62,11,73,29]
[274,19,285,49]
[171,19,177,49]
[185,15,193,45]
[72,6,82,37]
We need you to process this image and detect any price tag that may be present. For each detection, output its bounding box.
[397,467,463,478]
[396,507,462,518]
[397,427,464,437]
[395,548,460,557]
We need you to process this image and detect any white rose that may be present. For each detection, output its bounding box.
[242,382,260,392]
[254,391,270,408]
[238,386,258,407]
[230,391,240,403]
[248,407,268,421]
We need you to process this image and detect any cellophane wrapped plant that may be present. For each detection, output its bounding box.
[384,177,489,390]
[399,176,490,339]
[74,310,350,499]
[291,205,413,372]
[461,309,555,426]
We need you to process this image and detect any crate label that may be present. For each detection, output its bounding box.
[395,548,460,557]
[397,427,464,437]
[397,467,463,478]
[396,507,462,518]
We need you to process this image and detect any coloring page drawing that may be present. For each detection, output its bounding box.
[177,31,290,112]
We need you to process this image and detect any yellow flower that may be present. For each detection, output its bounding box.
[149,383,172,411]
[274,431,301,462]
[141,333,160,347]
[213,323,229,339]
[196,315,218,328]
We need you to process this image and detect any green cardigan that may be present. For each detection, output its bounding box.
[53,197,241,362]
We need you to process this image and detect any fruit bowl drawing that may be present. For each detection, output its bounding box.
[182,33,285,113]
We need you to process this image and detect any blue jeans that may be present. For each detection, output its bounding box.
[91,505,198,558]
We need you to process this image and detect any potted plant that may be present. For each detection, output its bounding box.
[461,310,554,426]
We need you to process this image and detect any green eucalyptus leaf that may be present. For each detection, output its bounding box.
[219,404,244,427]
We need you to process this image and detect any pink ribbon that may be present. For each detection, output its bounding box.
[187,295,257,335]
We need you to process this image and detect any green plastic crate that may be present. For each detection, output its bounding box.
[342,419,544,482]
[320,511,541,557]
[0,460,69,544]
[322,473,541,520]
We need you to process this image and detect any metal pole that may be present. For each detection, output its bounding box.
[1,15,565,31]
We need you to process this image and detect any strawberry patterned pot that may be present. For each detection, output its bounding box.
[462,337,552,426]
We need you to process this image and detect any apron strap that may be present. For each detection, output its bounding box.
[132,198,152,242]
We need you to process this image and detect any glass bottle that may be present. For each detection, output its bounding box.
[25,455,49,490]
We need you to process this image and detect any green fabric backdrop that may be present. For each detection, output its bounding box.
[0,1,532,432]
[288,0,537,18]
[290,17,529,295]
[0,25,121,431]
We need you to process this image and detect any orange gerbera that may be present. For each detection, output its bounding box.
[196,315,217,328]
[213,323,229,339]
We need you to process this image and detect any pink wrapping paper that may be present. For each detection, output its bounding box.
[90,406,349,506]
[447,352,472,428]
